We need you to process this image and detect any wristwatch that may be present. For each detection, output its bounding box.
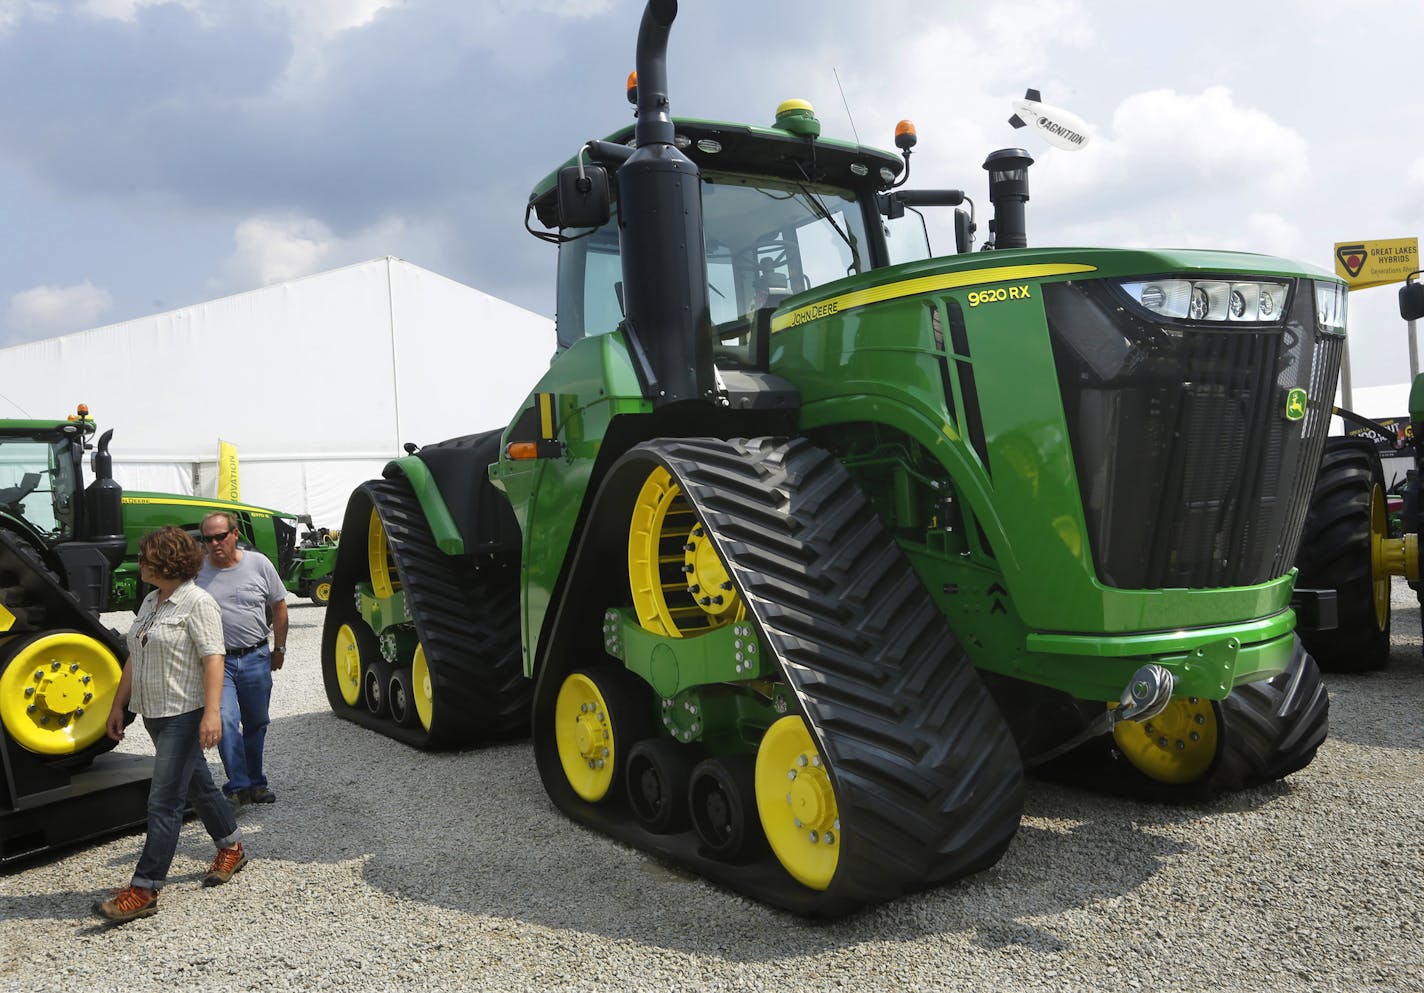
[273,646,286,655]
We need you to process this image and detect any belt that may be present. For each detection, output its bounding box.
[226,643,268,656]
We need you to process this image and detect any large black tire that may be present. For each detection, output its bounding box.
[531,436,1025,917]
[1037,639,1328,803]
[1295,437,1390,672]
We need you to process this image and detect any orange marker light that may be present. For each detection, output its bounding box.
[894,120,918,151]
[506,442,539,460]
[76,403,90,417]
[626,71,638,105]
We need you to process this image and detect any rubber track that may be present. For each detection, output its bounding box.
[321,478,528,749]
[534,437,1025,916]
[1294,438,1389,672]
[1037,639,1329,803]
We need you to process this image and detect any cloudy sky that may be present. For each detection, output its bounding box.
[1,0,1420,389]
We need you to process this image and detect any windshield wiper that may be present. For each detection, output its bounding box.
[790,171,861,275]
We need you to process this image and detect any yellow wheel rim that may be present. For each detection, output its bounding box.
[412,643,434,732]
[627,466,744,638]
[0,633,122,755]
[755,715,840,890]
[1112,697,1219,784]
[554,672,619,802]
[367,508,399,600]
[1368,483,1390,630]
[332,623,364,707]
[313,580,332,605]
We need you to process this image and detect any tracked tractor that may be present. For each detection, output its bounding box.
[321,0,1336,915]
[0,408,147,862]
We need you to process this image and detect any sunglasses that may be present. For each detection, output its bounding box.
[198,529,233,544]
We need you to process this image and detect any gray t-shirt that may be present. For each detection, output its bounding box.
[197,550,286,649]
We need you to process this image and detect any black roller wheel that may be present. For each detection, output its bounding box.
[388,668,419,728]
[362,657,393,718]
[1037,638,1328,803]
[689,754,763,863]
[626,737,699,834]
[1295,437,1391,671]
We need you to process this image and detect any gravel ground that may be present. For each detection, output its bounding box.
[2,584,1422,993]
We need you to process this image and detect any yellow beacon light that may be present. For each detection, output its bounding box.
[895,120,918,150]
[626,71,638,104]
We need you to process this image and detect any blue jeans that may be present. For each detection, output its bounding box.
[132,709,242,890]
[218,647,273,794]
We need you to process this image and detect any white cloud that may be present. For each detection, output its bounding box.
[215,212,453,294]
[6,281,114,340]
[222,215,335,288]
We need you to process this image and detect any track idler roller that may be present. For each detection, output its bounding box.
[388,668,419,728]
[626,737,698,834]
[689,754,764,863]
[554,667,653,803]
[330,622,371,708]
[0,632,122,757]
[362,657,393,718]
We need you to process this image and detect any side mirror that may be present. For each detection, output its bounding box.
[1401,280,1424,322]
[954,208,975,254]
[556,165,611,229]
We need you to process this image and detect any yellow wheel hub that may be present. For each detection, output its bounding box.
[628,466,744,638]
[314,580,333,605]
[332,623,364,707]
[755,715,840,890]
[0,633,122,756]
[412,643,434,732]
[368,508,399,599]
[555,672,618,802]
[1112,696,1219,784]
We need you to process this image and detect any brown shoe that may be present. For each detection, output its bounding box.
[94,885,158,923]
[203,842,248,887]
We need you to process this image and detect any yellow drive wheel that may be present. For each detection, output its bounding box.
[1112,697,1219,784]
[627,466,745,638]
[1368,482,1390,631]
[331,623,366,707]
[555,670,631,802]
[367,508,399,599]
[312,579,333,606]
[756,715,841,890]
[411,643,434,732]
[0,632,122,756]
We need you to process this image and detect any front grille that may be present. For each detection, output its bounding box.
[1045,279,1341,590]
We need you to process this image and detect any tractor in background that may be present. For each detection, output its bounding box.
[1295,272,1424,671]
[0,406,335,863]
[320,0,1338,915]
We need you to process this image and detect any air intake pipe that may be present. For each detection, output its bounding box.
[616,0,714,404]
[983,148,1034,250]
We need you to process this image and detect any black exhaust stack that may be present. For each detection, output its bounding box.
[983,148,1034,250]
[616,0,714,404]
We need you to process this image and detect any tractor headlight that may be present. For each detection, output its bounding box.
[1119,277,1291,324]
[1313,280,1347,334]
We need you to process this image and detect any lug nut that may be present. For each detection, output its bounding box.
[69,663,80,673]
[682,564,694,574]
[1195,714,1206,725]
[684,543,696,552]
[24,687,34,697]
[51,661,61,671]
[688,584,700,594]
[720,582,733,591]
[808,831,819,844]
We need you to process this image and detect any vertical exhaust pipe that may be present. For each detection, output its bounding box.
[983,148,1033,250]
[616,0,714,404]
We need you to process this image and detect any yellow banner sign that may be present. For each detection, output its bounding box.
[217,439,240,502]
[1333,237,1419,290]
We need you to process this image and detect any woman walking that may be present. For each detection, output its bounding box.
[94,526,249,923]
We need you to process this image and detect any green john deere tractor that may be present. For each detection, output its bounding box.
[0,406,334,862]
[1292,272,1424,673]
[320,0,1337,915]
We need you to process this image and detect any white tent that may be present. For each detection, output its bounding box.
[0,258,554,528]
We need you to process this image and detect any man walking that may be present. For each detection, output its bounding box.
[196,511,289,807]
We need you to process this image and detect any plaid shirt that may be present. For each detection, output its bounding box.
[125,580,225,718]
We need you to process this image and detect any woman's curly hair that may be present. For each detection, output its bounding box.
[138,526,204,581]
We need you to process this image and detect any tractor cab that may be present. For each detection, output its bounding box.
[533,106,943,369]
